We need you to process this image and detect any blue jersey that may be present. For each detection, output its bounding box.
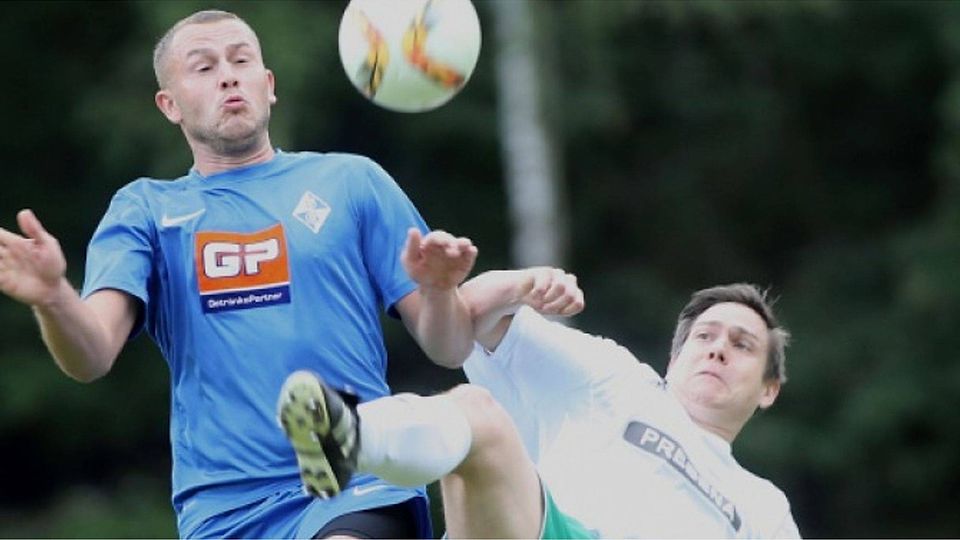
[81,151,431,538]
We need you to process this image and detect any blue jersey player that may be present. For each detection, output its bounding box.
[0,9,476,539]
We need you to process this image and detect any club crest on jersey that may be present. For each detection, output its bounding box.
[293,191,331,234]
[195,223,292,313]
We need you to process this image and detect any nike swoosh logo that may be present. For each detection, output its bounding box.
[352,484,387,496]
[161,208,206,228]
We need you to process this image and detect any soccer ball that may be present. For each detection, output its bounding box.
[338,0,482,113]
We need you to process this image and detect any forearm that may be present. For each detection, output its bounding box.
[460,270,531,351]
[410,286,475,369]
[461,267,584,352]
[32,279,119,382]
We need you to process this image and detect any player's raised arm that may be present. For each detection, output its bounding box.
[395,227,478,369]
[460,266,584,352]
[0,209,137,382]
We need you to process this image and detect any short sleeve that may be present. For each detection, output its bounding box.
[466,306,645,400]
[464,307,649,460]
[355,159,428,318]
[80,186,155,336]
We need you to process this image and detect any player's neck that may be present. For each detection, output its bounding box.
[191,140,276,177]
[670,386,740,443]
[690,414,738,444]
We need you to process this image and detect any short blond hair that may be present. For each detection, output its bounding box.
[152,10,255,88]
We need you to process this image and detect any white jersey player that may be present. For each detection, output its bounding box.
[464,304,799,538]
[277,267,801,538]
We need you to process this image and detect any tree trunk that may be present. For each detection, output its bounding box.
[492,0,567,268]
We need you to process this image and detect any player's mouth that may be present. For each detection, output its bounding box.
[222,95,247,111]
[695,370,725,383]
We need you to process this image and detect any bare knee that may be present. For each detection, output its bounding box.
[446,384,518,462]
[441,385,542,538]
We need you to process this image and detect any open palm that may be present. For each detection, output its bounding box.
[0,210,67,306]
[401,228,477,290]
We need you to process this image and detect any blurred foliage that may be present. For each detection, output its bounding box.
[1,0,959,537]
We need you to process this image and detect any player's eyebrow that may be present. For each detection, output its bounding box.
[729,325,760,345]
[185,42,254,60]
[694,320,761,343]
[185,47,214,60]
[692,320,722,331]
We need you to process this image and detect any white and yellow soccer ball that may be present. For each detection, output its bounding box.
[338,0,482,113]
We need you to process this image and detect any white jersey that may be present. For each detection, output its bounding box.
[463,307,801,539]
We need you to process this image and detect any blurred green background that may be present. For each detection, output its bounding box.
[1,0,959,537]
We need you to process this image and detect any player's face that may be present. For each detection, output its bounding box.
[156,19,277,156]
[666,302,780,434]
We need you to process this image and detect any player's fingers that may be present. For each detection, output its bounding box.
[529,267,553,297]
[401,228,423,266]
[17,209,50,244]
[535,269,581,311]
[455,236,474,251]
[0,226,25,247]
[420,229,450,253]
[455,244,478,269]
[422,231,469,259]
[419,230,456,257]
[539,269,572,304]
[540,272,576,310]
[422,229,455,247]
[407,227,423,247]
[534,267,572,300]
[562,273,583,312]
[446,236,474,258]
[422,238,457,259]
[514,270,537,300]
[522,268,552,310]
[558,289,585,316]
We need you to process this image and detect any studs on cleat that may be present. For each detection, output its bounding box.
[277,370,360,499]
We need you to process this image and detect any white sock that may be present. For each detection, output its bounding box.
[356,393,472,487]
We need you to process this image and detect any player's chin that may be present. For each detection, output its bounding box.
[214,129,264,156]
[218,114,254,131]
[226,115,267,135]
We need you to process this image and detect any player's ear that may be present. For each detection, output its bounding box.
[155,89,182,124]
[267,69,277,105]
[758,379,780,410]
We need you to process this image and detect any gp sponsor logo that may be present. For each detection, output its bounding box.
[194,224,292,313]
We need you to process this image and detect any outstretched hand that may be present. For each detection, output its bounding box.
[0,209,68,307]
[517,267,584,317]
[401,228,477,291]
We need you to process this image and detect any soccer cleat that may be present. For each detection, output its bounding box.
[278,370,360,499]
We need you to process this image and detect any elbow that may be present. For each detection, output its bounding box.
[430,343,473,370]
[70,365,111,383]
[67,370,106,384]
[58,357,113,384]
[433,357,467,370]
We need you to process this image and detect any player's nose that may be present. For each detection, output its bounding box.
[707,341,727,364]
[219,64,239,89]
